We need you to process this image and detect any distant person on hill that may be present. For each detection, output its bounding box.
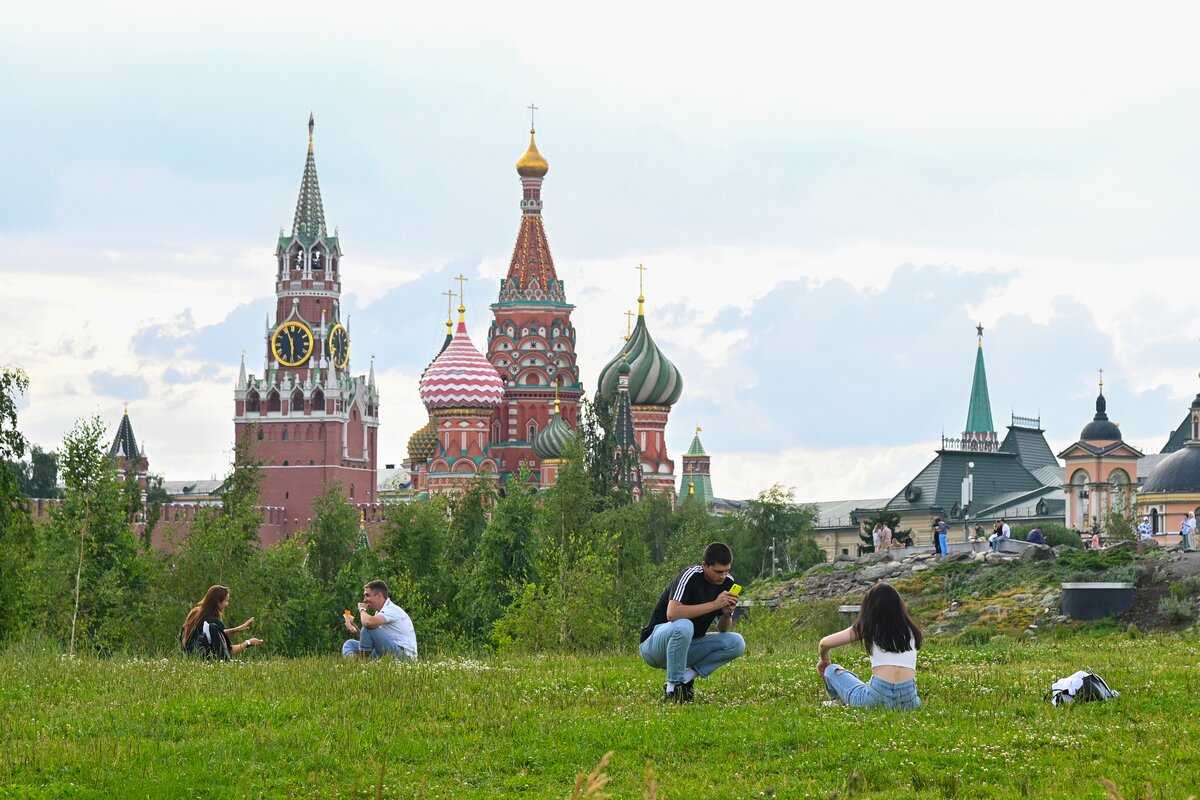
[872,523,883,552]
[1027,527,1045,545]
[180,585,262,660]
[1181,512,1196,551]
[639,541,745,704]
[1137,517,1153,541]
[880,522,893,551]
[342,580,418,660]
[933,517,949,555]
[817,582,922,710]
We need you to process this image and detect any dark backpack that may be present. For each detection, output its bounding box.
[182,620,231,661]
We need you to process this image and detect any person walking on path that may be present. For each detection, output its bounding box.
[639,542,745,704]
[180,585,262,660]
[817,582,923,710]
[342,580,418,660]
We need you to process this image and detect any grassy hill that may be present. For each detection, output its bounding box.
[2,627,1198,798]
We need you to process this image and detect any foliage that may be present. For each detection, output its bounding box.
[578,395,637,510]
[726,484,822,577]
[305,484,360,585]
[1157,595,1192,624]
[1104,504,1138,541]
[6,444,60,499]
[1013,522,1083,549]
[0,368,34,647]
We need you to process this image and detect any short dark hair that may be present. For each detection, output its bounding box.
[364,580,389,599]
[702,542,732,566]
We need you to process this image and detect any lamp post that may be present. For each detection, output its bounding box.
[962,461,975,543]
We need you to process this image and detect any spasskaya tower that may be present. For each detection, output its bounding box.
[233,116,379,542]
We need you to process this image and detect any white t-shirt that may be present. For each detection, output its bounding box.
[374,598,418,659]
[870,636,918,670]
[1000,523,1011,538]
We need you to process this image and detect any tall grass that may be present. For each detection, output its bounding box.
[1,630,1198,797]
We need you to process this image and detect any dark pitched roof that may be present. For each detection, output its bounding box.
[1162,413,1192,454]
[107,412,140,462]
[887,448,1045,517]
[999,424,1059,473]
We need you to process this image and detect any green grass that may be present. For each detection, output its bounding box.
[1,631,1199,798]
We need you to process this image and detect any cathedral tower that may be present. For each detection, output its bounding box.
[233,116,380,542]
[486,124,582,484]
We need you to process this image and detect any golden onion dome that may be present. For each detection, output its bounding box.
[406,417,438,462]
[516,129,549,178]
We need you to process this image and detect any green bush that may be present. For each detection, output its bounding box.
[1178,576,1200,596]
[1012,523,1082,549]
[1158,595,1193,624]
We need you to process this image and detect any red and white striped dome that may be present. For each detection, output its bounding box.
[419,321,505,411]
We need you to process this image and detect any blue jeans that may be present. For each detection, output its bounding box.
[824,664,921,710]
[639,619,745,684]
[937,532,947,555]
[342,626,413,659]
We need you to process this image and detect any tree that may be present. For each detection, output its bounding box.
[305,485,359,586]
[731,484,822,576]
[578,396,637,510]
[462,468,538,638]
[0,367,35,646]
[49,416,146,655]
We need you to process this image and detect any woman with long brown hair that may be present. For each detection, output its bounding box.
[180,585,262,659]
[817,582,922,709]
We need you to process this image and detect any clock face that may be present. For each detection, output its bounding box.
[272,321,314,367]
[328,323,349,369]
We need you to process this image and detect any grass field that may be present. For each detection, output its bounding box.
[2,630,1198,799]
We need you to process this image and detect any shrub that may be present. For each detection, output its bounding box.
[1158,595,1193,624]
[1179,576,1200,596]
[1013,523,1082,549]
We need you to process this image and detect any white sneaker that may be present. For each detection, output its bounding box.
[821,699,842,707]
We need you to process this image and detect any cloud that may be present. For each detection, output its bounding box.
[88,372,150,401]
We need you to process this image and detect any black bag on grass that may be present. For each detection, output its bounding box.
[1050,670,1118,706]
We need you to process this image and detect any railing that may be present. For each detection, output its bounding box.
[940,435,1000,453]
[1011,414,1041,429]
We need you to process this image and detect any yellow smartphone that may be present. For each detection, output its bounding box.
[730,584,742,596]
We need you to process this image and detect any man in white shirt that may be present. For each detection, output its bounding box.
[1181,512,1196,551]
[342,580,418,660]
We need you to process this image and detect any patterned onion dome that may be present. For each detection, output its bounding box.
[597,314,682,406]
[516,129,549,178]
[406,417,437,462]
[419,320,505,411]
[532,409,573,460]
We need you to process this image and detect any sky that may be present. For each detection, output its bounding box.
[4,2,1200,507]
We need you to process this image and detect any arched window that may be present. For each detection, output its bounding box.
[492,420,501,443]
[267,391,281,413]
[292,389,305,412]
[527,420,538,441]
[246,391,260,412]
[282,428,289,441]
[256,428,264,441]
[306,425,313,442]
[318,426,325,442]
[350,484,355,498]
[312,388,324,412]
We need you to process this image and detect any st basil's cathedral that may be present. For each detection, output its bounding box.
[405,124,689,504]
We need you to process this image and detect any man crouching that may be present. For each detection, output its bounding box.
[638,542,745,703]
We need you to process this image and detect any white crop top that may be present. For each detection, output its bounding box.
[869,637,918,670]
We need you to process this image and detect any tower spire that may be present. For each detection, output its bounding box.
[636,264,647,316]
[292,114,326,244]
[455,274,468,324]
[964,324,996,445]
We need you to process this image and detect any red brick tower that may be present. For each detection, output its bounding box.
[233,116,380,542]
[485,124,582,484]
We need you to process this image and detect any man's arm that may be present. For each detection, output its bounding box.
[666,592,736,622]
[359,606,387,629]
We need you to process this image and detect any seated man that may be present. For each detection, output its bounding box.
[342,580,418,660]
[1027,527,1045,545]
[639,542,746,704]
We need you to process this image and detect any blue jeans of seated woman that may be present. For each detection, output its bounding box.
[824,664,920,710]
[639,619,746,684]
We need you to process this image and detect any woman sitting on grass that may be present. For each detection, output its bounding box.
[180,585,262,660]
[817,582,921,710]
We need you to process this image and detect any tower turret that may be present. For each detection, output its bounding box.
[962,324,997,451]
[487,117,582,482]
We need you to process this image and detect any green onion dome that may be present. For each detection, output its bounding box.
[532,406,573,460]
[597,313,682,406]
[406,417,437,462]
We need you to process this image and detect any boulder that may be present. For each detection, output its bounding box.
[944,550,973,563]
[1107,540,1138,552]
[860,551,894,564]
[834,553,857,563]
[860,562,905,582]
[1019,543,1054,562]
[984,552,1011,565]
